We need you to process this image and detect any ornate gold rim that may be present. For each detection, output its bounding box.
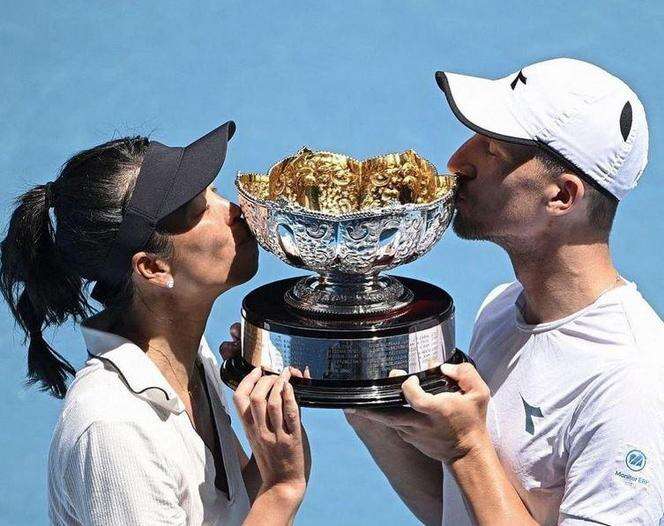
[236,147,457,220]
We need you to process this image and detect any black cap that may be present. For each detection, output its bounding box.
[92,121,236,297]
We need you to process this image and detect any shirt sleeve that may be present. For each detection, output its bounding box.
[468,281,517,362]
[558,363,664,525]
[64,421,186,526]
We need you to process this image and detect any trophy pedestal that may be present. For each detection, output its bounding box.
[221,276,468,408]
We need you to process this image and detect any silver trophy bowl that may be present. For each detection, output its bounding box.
[221,149,467,408]
[236,166,456,315]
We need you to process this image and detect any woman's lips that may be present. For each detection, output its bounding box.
[234,221,256,247]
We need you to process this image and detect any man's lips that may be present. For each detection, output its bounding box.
[454,187,470,212]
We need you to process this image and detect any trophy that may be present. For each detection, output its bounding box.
[221,147,470,407]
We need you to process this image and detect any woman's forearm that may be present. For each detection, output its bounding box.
[448,435,537,526]
[231,431,263,503]
[243,483,305,526]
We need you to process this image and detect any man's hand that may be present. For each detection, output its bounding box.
[350,363,491,463]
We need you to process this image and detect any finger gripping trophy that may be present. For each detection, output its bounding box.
[221,147,470,408]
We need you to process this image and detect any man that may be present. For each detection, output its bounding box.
[345,58,664,525]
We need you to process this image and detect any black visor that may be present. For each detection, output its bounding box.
[92,120,236,297]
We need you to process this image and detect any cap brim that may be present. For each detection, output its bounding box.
[160,120,236,215]
[435,71,534,146]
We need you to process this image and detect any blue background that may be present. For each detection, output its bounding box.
[1,1,662,524]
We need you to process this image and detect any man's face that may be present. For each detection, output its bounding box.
[447,134,549,247]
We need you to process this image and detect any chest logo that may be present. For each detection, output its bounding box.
[522,396,543,435]
[625,450,646,472]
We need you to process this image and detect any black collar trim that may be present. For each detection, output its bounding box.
[87,350,172,402]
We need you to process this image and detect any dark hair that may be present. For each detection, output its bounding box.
[535,150,618,238]
[0,137,174,398]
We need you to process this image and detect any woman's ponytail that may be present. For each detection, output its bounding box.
[0,183,90,398]
[0,136,173,399]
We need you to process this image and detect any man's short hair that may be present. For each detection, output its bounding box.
[535,150,618,238]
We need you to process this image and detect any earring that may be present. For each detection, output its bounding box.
[166,278,175,289]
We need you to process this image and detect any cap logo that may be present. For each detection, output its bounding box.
[510,70,528,90]
[620,101,633,141]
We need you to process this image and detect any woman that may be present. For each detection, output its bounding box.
[0,121,310,525]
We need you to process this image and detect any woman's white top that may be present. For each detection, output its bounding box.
[48,325,251,525]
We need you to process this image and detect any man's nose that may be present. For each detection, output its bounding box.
[447,138,477,180]
[447,158,475,180]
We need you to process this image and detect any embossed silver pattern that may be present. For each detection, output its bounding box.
[236,170,456,314]
[238,178,455,273]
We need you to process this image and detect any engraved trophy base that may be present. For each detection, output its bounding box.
[221,276,469,408]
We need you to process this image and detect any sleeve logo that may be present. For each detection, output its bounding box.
[625,449,646,472]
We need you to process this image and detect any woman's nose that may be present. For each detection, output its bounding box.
[227,202,243,225]
[228,203,242,225]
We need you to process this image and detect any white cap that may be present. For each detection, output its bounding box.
[435,58,649,200]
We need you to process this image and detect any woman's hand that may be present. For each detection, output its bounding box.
[233,367,309,509]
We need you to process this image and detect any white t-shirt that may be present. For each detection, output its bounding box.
[442,281,664,526]
[48,326,251,526]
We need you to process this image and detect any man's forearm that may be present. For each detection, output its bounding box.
[448,434,537,526]
[348,414,443,526]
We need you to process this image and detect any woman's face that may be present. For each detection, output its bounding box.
[163,185,258,298]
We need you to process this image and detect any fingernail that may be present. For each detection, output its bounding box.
[389,369,407,378]
[343,408,356,415]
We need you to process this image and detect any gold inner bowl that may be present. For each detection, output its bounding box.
[237,147,455,215]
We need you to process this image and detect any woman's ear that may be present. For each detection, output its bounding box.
[546,173,585,217]
[131,252,173,289]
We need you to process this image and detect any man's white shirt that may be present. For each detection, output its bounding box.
[442,280,664,526]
